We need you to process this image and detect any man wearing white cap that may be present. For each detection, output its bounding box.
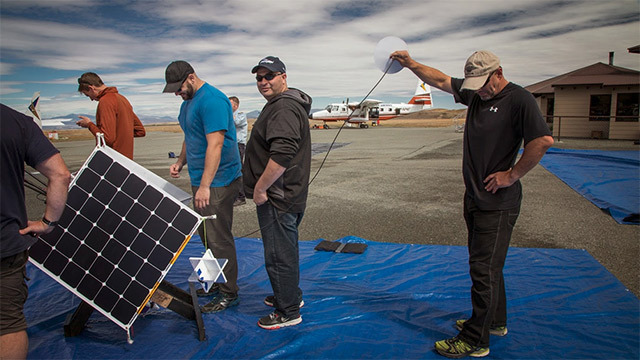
[392,50,553,358]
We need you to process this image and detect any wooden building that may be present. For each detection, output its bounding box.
[525,59,639,140]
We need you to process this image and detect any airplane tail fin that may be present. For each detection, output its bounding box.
[28,91,43,128]
[408,82,433,109]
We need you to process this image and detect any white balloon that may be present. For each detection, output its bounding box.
[374,36,408,74]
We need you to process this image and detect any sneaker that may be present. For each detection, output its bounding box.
[264,295,304,308]
[195,283,220,297]
[434,337,489,358]
[455,319,508,336]
[257,312,302,330]
[201,293,239,313]
[233,199,246,207]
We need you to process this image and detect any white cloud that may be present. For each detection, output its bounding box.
[0,0,638,117]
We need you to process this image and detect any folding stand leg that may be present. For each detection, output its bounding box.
[64,301,94,337]
[150,280,206,341]
[188,282,206,341]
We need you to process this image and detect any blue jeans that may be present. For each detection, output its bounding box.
[458,195,520,348]
[256,202,304,318]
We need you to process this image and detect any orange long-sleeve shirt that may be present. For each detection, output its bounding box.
[86,87,145,159]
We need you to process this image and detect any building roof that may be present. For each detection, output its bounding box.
[525,62,640,96]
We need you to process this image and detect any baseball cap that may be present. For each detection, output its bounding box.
[461,50,500,90]
[251,56,286,74]
[163,60,194,93]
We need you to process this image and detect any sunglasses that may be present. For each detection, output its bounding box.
[256,72,281,82]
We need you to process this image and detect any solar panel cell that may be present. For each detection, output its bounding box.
[139,186,163,211]
[121,175,145,199]
[93,181,118,204]
[104,162,129,187]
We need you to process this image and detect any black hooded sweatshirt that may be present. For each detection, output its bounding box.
[243,88,312,213]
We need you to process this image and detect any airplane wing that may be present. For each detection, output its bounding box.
[350,99,381,109]
[41,119,68,127]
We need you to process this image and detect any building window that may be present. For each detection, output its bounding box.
[615,93,639,122]
[589,94,611,121]
[545,97,554,123]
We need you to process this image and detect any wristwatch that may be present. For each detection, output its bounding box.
[41,216,59,228]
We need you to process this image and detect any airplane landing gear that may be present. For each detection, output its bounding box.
[359,123,369,129]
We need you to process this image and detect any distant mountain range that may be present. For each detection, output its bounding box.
[44,113,180,129]
[42,109,319,129]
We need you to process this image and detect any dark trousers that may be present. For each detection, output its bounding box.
[256,202,304,318]
[237,143,246,201]
[192,177,241,295]
[458,195,520,348]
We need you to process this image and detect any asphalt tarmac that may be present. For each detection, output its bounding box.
[25,126,640,297]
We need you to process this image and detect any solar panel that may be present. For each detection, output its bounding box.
[29,141,202,340]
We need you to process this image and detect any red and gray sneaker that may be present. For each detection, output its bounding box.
[264,295,304,308]
[257,311,302,330]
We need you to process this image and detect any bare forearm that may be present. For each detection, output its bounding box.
[391,51,453,93]
[199,131,224,188]
[37,154,71,221]
[409,64,452,94]
[511,136,554,181]
[200,146,221,188]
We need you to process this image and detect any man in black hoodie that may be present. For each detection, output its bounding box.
[244,56,312,330]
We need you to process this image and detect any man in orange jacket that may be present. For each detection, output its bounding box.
[77,72,146,159]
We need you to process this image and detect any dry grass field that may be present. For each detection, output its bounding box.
[45,108,467,142]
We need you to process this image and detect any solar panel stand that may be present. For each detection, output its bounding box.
[62,280,206,341]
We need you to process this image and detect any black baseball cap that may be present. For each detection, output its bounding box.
[251,56,286,74]
[163,60,194,93]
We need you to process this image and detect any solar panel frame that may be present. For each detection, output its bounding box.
[29,142,202,338]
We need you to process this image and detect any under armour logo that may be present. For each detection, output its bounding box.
[489,106,498,113]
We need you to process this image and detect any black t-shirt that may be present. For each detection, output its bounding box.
[451,78,551,210]
[1,104,60,258]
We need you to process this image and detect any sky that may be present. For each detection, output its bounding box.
[1,0,639,120]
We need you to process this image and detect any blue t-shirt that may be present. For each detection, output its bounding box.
[178,83,242,187]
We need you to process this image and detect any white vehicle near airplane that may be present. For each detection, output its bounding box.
[309,82,433,128]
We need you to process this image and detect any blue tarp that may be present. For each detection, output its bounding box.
[540,148,640,225]
[26,236,639,359]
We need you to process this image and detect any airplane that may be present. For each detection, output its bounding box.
[309,81,433,128]
[28,92,43,128]
[26,92,73,128]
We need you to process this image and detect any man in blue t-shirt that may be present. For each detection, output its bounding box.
[392,50,553,358]
[163,61,242,313]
